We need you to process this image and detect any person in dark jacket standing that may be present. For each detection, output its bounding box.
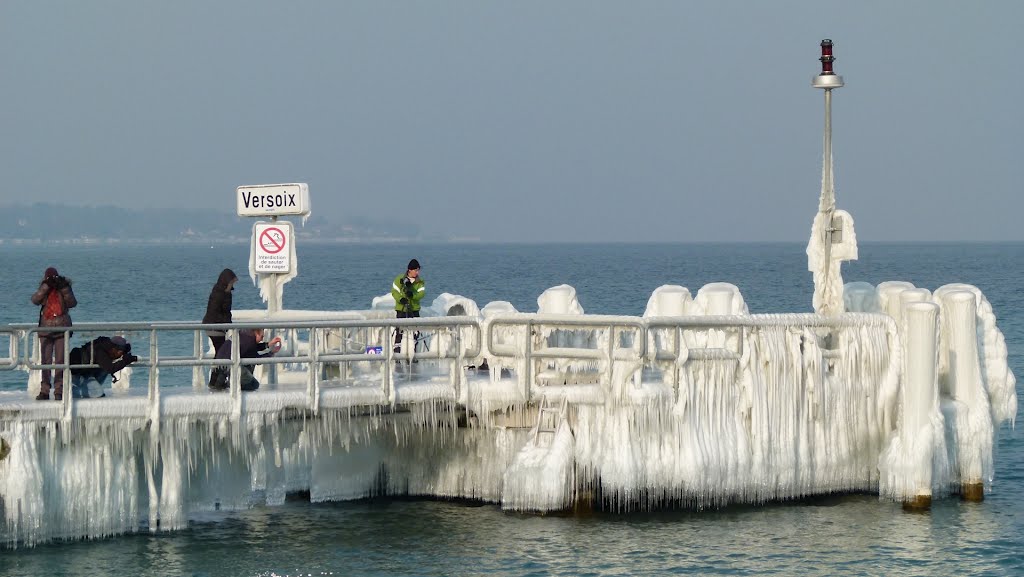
[202,268,238,353]
[30,266,78,401]
[391,259,426,356]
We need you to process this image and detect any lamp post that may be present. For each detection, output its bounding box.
[809,39,848,317]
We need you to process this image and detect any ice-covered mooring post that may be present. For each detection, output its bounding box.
[940,290,987,502]
[902,301,941,511]
[807,39,857,316]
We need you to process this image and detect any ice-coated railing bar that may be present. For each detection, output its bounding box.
[5,320,481,421]
[12,319,481,367]
[10,317,483,332]
[308,327,320,414]
[645,313,895,391]
[0,328,19,370]
[482,313,894,398]
[486,315,647,400]
[644,313,895,330]
[192,329,204,390]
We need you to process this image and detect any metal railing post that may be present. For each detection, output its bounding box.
[675,326,683,391]
[230,328,241,421]
[602,325,610,393]
[452,327,463,401]
[308,328,320,414]
[60,330,72,420]
[384,323,394,404]
[148,328,161,429]
[192,329,204,389]
[524,319,533,401]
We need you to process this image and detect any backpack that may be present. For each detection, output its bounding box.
[43,289,64,320]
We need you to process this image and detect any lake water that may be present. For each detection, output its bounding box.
[1,242,1021,576]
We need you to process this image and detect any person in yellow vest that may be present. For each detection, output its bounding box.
[391,259,425,356]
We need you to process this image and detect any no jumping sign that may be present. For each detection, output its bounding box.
[254,222,293,273]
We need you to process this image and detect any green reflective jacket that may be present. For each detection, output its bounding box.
[391,273,426,312]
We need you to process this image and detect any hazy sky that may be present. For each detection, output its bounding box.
[1,1,1021,242]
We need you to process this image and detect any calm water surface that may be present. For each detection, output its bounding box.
[0,242,1021,576]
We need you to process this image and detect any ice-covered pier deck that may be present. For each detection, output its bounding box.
[0,282,1017,547]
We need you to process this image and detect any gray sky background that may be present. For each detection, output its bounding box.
[1,1,1021,242]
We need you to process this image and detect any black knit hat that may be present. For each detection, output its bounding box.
[407,259,420,271]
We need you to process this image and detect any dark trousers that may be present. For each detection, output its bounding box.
[394,310,420,354]
[208,335,226,355]
[39,334,66,396]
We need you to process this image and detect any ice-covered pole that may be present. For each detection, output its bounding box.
[814,40,842,213]
[940,290,989,501]
[903,301,940,510]
[807,39,856,315]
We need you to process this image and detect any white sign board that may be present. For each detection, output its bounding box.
[237,183,310,217]
[254,222,293,273]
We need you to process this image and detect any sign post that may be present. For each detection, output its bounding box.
[237,183,310,386]
[236,183,310,315]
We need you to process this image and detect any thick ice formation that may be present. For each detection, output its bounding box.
[807,209,858,315]
[0,280,1016,547]
[806,130,858,317]
[846,280,1016,499]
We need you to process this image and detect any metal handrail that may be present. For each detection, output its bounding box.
[7,319,482,420]
[644,312,895,330]
[0,327,19,370]
[644,312,898,391]
[485,315,648,399]
[4,313,894,421]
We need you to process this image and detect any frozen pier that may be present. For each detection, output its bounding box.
[0,39,1016,547]
[0,281,1016,547]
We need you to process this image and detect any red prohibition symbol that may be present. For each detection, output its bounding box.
[259,227,286,254]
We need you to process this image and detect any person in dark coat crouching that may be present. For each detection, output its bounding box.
[203,268,238,353]
[208,328,282,392]
[30,267,78,401]
[69,336,138,398]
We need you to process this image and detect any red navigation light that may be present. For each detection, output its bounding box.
[819,39,835,75]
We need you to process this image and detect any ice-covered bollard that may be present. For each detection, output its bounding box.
[896,288,931,326]
[877,281,916,321]
[704,288,734,316]
[538,285,574,315]
[942,291,982,406]
[940,290,988,501]
[644,286,692,367]
[656,287,688,317]
[902,301,940,510]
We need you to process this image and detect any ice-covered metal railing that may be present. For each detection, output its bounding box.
[483,313,899,402]
[486,314,648,400]
[645,312,899,391]
[7,318,481,422]
[0,328,18,371]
